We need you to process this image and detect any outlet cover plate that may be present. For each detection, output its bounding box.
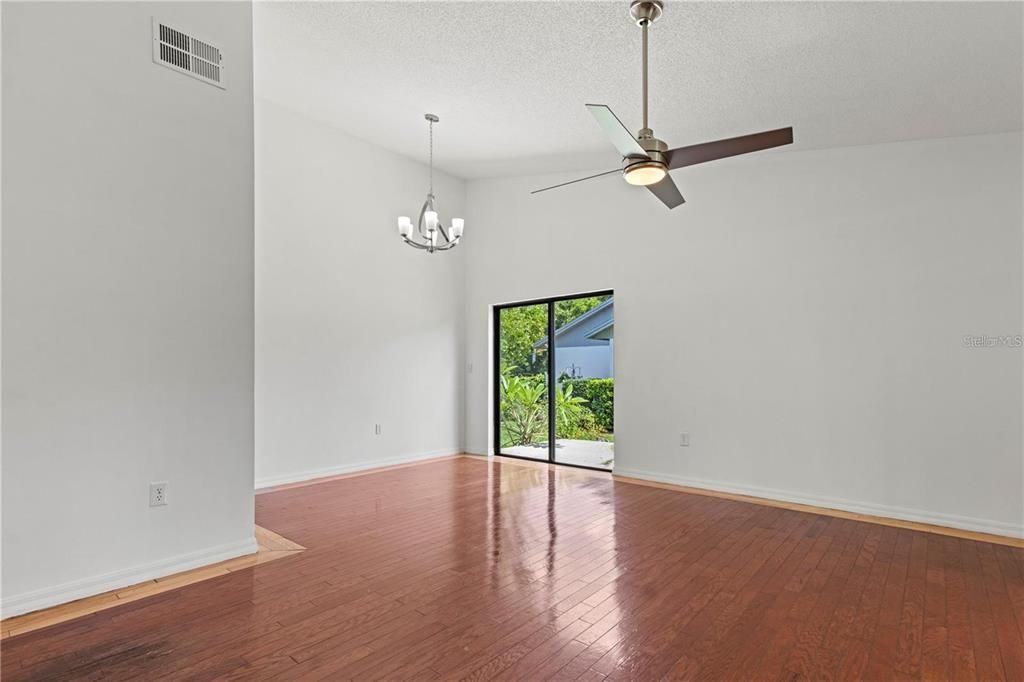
[150,482,168,507]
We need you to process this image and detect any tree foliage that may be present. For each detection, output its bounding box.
[554,296,609,328]
[498,306,548,376]
[498,295,609,376]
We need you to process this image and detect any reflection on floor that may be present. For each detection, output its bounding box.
[5,455,1021,680]
[504,438,614,469]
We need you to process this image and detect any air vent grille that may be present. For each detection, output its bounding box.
[152,19,225,89]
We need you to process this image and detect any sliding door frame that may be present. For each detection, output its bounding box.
[493,289,614,472]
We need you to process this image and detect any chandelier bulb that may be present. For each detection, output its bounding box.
[424,210,439,233]
[397,216,413,238]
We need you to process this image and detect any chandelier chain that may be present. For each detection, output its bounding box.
[428,118,434,195]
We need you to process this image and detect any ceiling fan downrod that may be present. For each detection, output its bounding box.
[630,0,663,137]
[624,1,668,185]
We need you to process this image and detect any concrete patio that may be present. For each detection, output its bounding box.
[503,439,614,470]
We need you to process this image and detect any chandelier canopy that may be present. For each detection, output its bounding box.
[397,114,463,253]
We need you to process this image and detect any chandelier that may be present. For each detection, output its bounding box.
[397,114,464,253]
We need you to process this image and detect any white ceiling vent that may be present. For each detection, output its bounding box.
[152,18,225,89]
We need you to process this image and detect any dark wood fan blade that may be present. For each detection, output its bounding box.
[586,104,649,158]
[531,168,621,194]
[646,175,685,209]
[666,127,793,170]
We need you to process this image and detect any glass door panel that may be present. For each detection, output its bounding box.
[553,295,614,470]
[497,303,550,461]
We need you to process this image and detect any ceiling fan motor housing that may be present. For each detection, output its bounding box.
[624,133,667,168]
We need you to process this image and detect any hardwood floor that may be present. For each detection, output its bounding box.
[0,526,305,640]
[2,455,1022,680]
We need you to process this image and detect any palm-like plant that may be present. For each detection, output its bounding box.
[554,383,588,433]
[500,367,591,447]
[500,371,547,446]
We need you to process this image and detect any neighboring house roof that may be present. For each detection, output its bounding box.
[533,298,614,349]
[586,319,614,340]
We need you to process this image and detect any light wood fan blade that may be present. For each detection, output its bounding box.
[646,175,685,208]
[531,168,621,194]
[666,127,793,170]
[586,104,649,158]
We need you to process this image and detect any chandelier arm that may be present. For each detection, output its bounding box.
[402,230,459,252]
[410,231,456,248]
[416,195,435,240]
[416,193,456,244]
[402,237,432,250]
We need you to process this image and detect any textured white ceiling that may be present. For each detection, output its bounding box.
[254,1,1022,179]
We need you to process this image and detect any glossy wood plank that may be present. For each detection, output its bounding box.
[2,455,1022,681]
[614,473,1024,548]
[0,526,304,640]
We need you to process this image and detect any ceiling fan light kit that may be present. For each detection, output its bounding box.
[623,160,666,186]
[397,113,464,253]
[533,0,794,209]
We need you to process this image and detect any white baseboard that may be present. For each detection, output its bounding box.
[1,536,259,619]
[254,447,462,490]
[613,467,1024,540]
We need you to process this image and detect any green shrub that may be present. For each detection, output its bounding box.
[554,382,600,440]
[564,378,614,432]
[558,405,604,440]
[500,370,597,446]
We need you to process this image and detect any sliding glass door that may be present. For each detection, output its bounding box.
[495,302,550,461]
[553,296,614,469]
[495,291,614,471]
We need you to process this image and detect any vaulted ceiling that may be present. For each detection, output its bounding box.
[255,1,1023,179]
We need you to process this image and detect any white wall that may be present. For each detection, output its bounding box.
[2,1,256,616]
[465,132,1023,537]
[254,99,465,488]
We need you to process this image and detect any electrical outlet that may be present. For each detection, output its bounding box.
[149,482,168,507]
[680,432,690,447]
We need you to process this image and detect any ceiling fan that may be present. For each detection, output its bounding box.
[533,0,793,209]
